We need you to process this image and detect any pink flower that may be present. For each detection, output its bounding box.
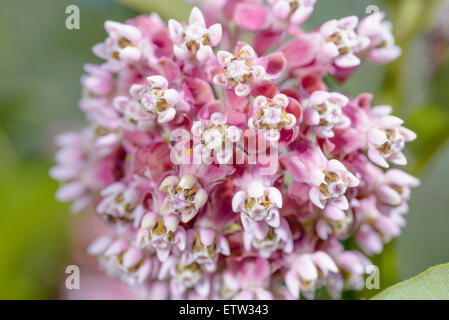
[319,16,370,68]
[159,174,208,223]
[358,12,402,64]
[315,209,354,241]
[88,237,155,286]
[214,44,265,96]
[133,75,181,122]
[308,159,359,210]
[81,64,114,97]
[269,0,316,25]
[248,94,297,142]
[354,195,411,255]
[96,179,146,230]
[136,211,186,261]
[113,95,154,131]
[367,106,417,168]
[114,75,181,130]
[303,91,350,138]
[233,2,271,32]
[333,250,371,295]
[243,218,293,258]
[284,251,338,299]
[223,256,274,300]
[191,112,242,164]
[356,223,384,255]
[181,228,230,272]
[214,43,286,96]
[375,169,420,208]
[50,128,117,212]
[232,176,283,232]
[282,136,359,210]
[169,7,222,61]
[93,21,144,71]
[53,4,418,300]
[159,256,211,299]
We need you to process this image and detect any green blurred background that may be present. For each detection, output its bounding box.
[0,0,448,299]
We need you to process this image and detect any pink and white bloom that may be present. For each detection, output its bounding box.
[284,251,338,299]
[248,94,297,142]
[222,257,274,300]
[88,237,155,286]
[191,112,242,164]
[136,211,186,261]
[93,21,144,71]
[50,128,116,213]
[113,96,154,131]
[367,106,417,168]
[232,178,282,232]
[96,180,145,229]
[159,256,211,299]
[81,63,114,97]
[132,75,181,123]
[214,45,267,96]
[269,0,316,25]
[308,159,359,210]
[375,169,420,209]
[181,228,230,272]
[319,16,370,68]
[243,218,293,258]
[358,12,402,64]
[354,195,408,255]
[282,139,359,211]
[332,250,371,296]
[304,91,350,138]
[53,4,418,300]
[159,174,208,223]
[315,209,354,240]
[114,75,181,129]
[168,7,222,61]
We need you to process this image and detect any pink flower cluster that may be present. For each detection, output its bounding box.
[52,2,418,300]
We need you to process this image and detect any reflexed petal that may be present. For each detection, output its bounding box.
[285,270,301,299]
[208,24,222,46]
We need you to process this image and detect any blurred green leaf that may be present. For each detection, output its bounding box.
[372,263,449,300]
[0,138,70,299]
[116,0,190,20]
[406,56,449,174]
[407,104,449,174]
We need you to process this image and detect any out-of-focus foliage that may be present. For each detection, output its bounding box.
[0,0,136,299]
[117,0,190,20]
[0,138,69,299]
[407,56,449,174]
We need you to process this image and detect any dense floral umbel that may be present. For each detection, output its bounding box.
[52,2,419,300]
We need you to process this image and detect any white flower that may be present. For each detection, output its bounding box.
[168,7,222,61]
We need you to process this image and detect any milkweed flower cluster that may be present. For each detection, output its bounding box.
[52,1,419,300]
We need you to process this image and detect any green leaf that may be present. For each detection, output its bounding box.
[0,136,70,299]
[116,0,190,21]
[406,104,449,175]
[372,263,449,300]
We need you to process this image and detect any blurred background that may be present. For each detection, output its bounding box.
[0,0,448,299]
